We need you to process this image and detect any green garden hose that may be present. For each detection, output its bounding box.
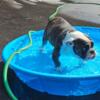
[3,31,33,100]
[49,4,63,21]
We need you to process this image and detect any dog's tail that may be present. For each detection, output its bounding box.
[48,4,64,21]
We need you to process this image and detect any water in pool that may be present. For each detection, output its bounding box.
[15,30,100,77]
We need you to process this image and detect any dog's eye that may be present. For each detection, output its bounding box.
[83,45,89,51]
[86,45,89,49]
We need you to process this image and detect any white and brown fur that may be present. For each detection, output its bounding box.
[42,17,96,70]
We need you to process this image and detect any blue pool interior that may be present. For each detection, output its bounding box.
[2,26,100,96]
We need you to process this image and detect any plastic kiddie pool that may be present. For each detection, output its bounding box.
[2,26,100,96]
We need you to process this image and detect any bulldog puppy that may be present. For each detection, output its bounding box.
[42,17,96,71]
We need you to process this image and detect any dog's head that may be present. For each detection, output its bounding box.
[72,38,96,60]
[63,31,96,60]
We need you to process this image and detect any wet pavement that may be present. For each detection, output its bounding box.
[0,0,100,99]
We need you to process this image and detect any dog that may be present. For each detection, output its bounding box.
[42,17,96,71]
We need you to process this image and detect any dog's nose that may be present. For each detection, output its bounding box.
[90,49,95,54]
[89,49,96,59]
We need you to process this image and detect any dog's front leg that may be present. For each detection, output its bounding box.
[52,46,61,72]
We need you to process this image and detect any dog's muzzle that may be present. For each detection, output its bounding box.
[86,48,96,59]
